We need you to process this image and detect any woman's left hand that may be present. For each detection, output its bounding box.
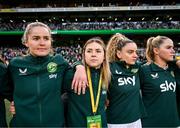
[72,65,88,95]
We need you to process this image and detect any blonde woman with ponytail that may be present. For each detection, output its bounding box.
[140,36,179,127]
[106,33,145,128]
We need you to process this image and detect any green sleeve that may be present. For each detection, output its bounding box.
[175,67,180,121]
[0,62,7,98]
[71,61,83,68]
[62,67,75,93]
[0,62,13,101]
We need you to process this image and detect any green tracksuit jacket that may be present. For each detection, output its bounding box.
[0,61,8,127]
[106,61,145,124]
[140,63,179,127]
[64,67,107,127]
[174,64,180,125]
[8,54,71,127]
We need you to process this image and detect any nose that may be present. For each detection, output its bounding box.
[91,51,96,56]
[133,52,138,58]
[171,48,175,54]
[39,38,45,45]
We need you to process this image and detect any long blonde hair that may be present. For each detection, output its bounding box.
[146,36,170,62]
[106,33,134,62]
[82,37,111,89]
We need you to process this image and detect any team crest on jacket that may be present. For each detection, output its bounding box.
[102,90,107,95]
[131,68,138,74]
[47,62,57,73]
[170,71,175,77]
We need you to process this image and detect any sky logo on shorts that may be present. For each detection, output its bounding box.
[47,62,57,73]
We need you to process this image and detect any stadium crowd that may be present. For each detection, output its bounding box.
[0,44,82,65]
[0,0,178,8]
[1,44,180,65]
[0,21,180,31]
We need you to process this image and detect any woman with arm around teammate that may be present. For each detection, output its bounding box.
[8,22,86,127]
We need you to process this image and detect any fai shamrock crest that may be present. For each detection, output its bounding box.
[47,62,57,73]
[170,71,175,77]
[131,68,138,74]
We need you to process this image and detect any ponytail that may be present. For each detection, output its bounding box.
[146,36,169,62]
[106,33,127,62]
[146,37,155,62]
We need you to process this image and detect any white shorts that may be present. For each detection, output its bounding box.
[107,119,142,128]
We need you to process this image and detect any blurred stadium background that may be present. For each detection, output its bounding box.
[0,0,180,64]
[0,0,180,125]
